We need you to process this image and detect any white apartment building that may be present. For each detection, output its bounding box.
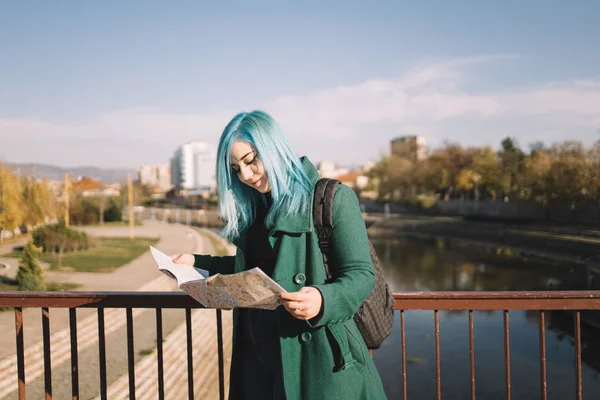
[170,141,216,195]
[138,164,172,191]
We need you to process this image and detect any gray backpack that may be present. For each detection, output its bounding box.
[313,178,395,349]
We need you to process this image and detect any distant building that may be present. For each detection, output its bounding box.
[390,136,426,162]
[138,164,171,191]
[317,161,349,179]
[362,161,375,172]
[170,141,216,196]
[72,177,120,198]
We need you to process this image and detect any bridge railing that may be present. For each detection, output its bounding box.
[2,290,600,400]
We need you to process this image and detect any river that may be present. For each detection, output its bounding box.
[371,236,600,399]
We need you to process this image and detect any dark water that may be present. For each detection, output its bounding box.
[371,237,600,400]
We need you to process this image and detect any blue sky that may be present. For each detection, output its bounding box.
[1,1,599,168]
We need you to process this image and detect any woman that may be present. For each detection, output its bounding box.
[173,110,387,400]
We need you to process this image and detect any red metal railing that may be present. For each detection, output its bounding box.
[0,292,224,400]
[393,291,600,400]
[2,291,600,400]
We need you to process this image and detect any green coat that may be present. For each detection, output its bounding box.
[194,157,387,400]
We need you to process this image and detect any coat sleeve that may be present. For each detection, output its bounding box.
[193,251,236,276]
[310,185,375,327]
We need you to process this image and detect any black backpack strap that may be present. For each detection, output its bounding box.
[313,178,340,280]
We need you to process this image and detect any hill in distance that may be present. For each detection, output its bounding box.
[5,162,135,183]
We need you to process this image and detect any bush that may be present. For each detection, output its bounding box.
[16,241,45,291]
[32,223,91,253]
[103,196,123,222]
[69,195,122,225]
[410,194,439,210]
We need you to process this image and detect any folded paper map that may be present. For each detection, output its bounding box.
[150,246,286,310]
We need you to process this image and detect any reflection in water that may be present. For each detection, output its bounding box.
[374,237,591,292]
[372,237,600,399]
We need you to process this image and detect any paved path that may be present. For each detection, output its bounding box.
[0,238,28,256]
[0,238,28,283]
[0,221,234,400]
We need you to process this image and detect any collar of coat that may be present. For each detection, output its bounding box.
[231,156,319,247]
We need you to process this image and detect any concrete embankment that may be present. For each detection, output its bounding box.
[367,214,600,266]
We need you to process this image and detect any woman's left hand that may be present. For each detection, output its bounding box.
[280,287,323,320]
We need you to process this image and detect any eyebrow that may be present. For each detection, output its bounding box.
[230,151,255,166]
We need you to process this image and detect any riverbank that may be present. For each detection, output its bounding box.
[367,214,600,268]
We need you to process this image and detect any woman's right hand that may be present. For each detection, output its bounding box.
[171,253,195,266]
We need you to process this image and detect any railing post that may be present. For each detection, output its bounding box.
[186,308,194,400]
[401,310,407,400]
[69,308,79,400]
[126,307,135,400]
[469,310,475,400]
[434,310,441,400]
[98,308,107,400]
[156,308,165,400]
[504,310,511,400]
[217,309,225,400]
[42,307,52,400]
[539,311,547,400]
[15,307,26,400]
[574,311,582,400]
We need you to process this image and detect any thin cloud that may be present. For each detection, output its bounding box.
[1,56,599,168]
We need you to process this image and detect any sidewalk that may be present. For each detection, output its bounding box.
[0,238,28,256]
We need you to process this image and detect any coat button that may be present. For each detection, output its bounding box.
[293,273,306,285]
[300,332,312,343]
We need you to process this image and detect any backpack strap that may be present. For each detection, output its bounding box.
[313,178,340,280]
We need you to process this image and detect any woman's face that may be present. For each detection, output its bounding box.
[230,140,271,193]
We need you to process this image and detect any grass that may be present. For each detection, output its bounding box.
[4,236,159,273]
[0,281,82,292]
[46,282,83,291]
[194,228,230,256]
[85,221,144,227]
[139,348,154,357]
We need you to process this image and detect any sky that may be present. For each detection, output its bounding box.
[1,0,599,169]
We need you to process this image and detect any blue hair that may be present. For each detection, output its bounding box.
[216,110,312,240]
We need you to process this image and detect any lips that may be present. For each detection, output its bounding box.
[250,179,261,187]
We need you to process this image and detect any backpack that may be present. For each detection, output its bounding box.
[312,178,395,349]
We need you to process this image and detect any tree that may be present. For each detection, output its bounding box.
[368,157,391,200]
[465,146,503,200]
[121,182,153,207]
[529,141,546,156]
[16,240,46,291]
[427,143,472,199]
[498,137,525,199]
[21,177,45,227]
[522,150,551,201]
[0,166,24,242]
[456,169,477,198]
[37,179,58,222]
[588,140,600,200]
[545,141,589,201]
